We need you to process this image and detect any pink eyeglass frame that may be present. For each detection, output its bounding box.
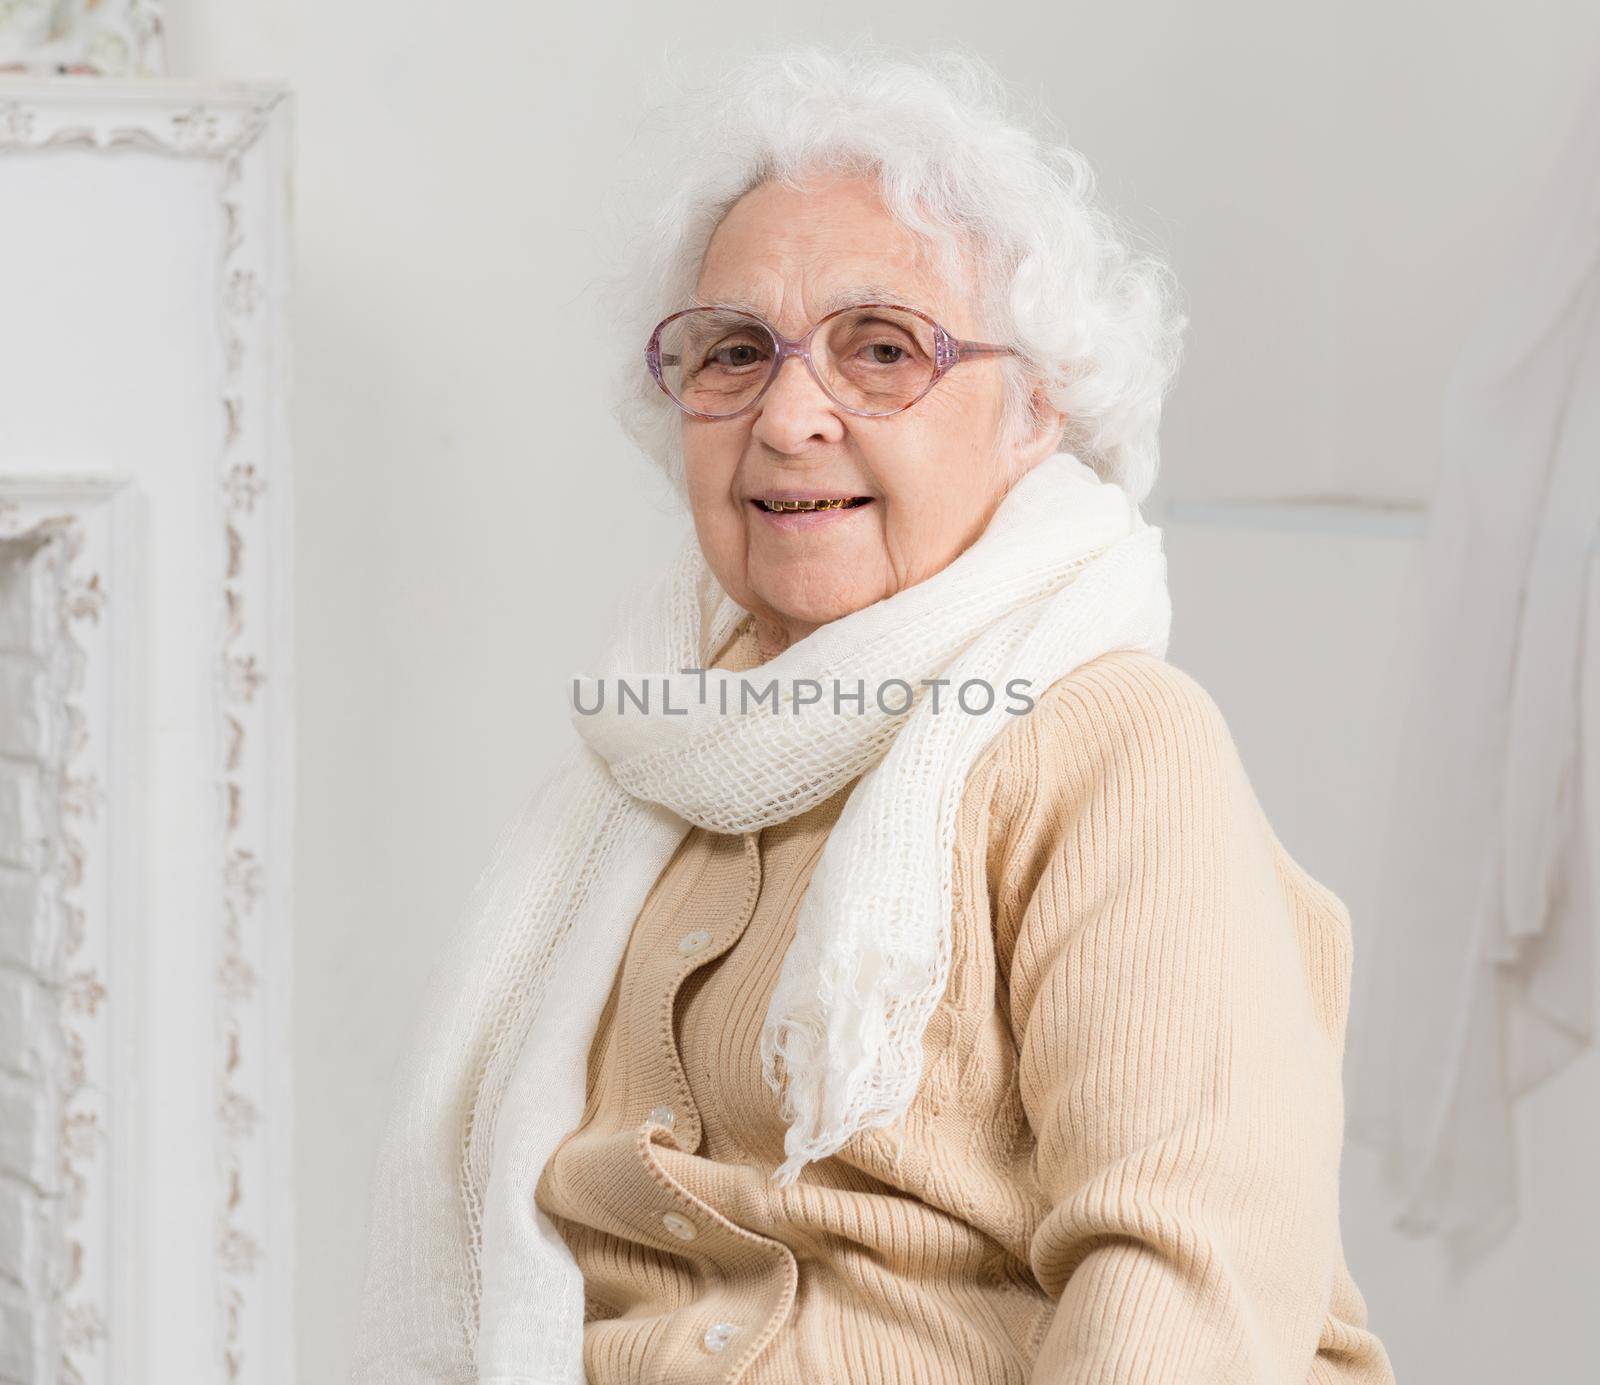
[644,301,1019,421]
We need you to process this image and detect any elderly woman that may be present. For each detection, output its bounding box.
[353,45,1395,1385]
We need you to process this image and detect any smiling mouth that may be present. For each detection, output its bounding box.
[753,496,874,513]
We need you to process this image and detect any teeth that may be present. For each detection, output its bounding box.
[760,497,866,512]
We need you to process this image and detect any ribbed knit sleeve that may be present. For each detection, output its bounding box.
[996,653,1358,1384]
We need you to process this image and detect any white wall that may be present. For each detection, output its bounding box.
[162,5,1600,1381]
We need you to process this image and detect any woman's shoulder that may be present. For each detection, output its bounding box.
[970,648,1355,952]
[974,647,1242,808]
[1038,646,1225,731]
[965,648,1243,895]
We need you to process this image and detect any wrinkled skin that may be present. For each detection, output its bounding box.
[683,171,1067,658]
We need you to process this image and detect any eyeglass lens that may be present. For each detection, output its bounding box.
[656,306,939,417]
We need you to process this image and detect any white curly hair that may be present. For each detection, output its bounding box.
[598,40,1187,505]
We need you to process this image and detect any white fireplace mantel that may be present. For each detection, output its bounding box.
[0,78,293,1385]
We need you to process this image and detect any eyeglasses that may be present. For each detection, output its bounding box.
[644,301,1018,421]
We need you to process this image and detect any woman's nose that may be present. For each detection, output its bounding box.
[748,350,846,450]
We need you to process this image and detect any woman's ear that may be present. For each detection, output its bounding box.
[1006,381,1068,481]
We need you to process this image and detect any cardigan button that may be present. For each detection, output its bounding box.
[702,1321,740,1353]
[677,929,712,956]
[647,1104,676,1129]
[660,1210,698,1241]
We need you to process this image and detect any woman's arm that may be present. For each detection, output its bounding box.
[999,654,1355,1384]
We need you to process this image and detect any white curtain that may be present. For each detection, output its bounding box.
[1346,77,1600,1263]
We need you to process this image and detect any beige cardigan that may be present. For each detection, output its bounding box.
[534,617,1396,1383]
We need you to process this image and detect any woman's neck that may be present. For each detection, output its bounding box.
[751,611,818,661]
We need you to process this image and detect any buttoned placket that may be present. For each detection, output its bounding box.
[634,829,763,1156]
[628,826,800,1383]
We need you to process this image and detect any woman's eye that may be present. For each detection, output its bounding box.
[867,342,906,364]
[707,341,766,369]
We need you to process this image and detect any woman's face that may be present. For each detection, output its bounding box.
[682,171,1063,657]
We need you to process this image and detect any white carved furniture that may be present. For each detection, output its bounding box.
[0,3,165,79]
[0,80,292,1385]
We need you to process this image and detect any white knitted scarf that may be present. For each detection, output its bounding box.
[351,451,1172,1384]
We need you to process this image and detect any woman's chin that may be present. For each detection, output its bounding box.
[742,551,881,627]
[752,583,880,636]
